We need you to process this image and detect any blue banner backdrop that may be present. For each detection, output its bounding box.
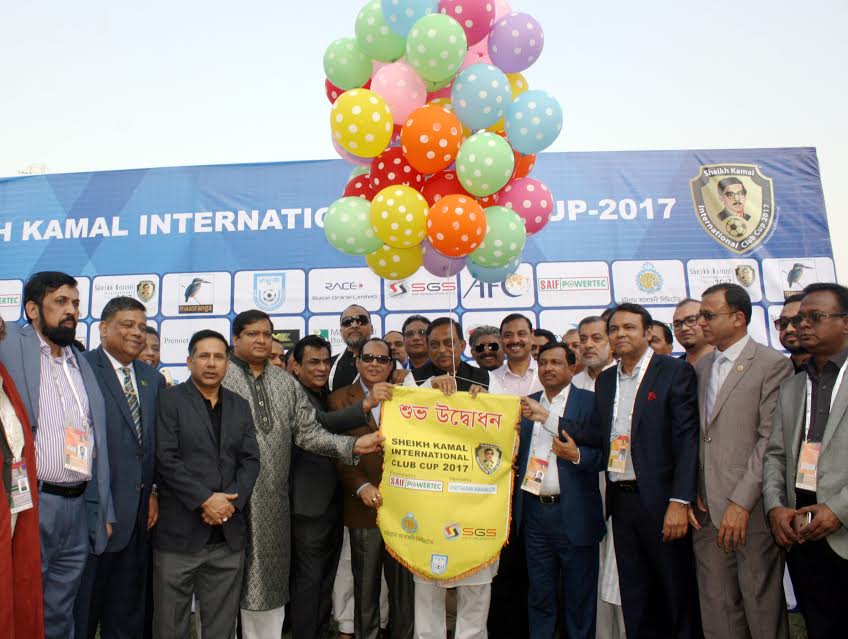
[0,148,835,382]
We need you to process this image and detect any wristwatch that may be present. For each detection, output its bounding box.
[150,483,159,497]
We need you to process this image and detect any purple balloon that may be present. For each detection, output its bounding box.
[332,135,371,166]
[487,12,544,73]
[422,240,466,277]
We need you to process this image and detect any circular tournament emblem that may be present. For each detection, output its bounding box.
[503,273,530,296]
[725,218,747,239]
[401,512,418,534]
[636,263,663,294]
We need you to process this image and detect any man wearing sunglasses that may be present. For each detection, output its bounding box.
[672,299,713,366]
[401,315,431,371]
[764,282,848,639]
[329,306,373,392]
[774,293,809,373]
[690,283,793,639]
[468,326,505,372]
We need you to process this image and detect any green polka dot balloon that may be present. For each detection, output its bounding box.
[455,131,515,197]
[324,196,383,256]
[324,37,372,91]
[355,0,406,62]
[468,205,527,268]
[405,14,467,83]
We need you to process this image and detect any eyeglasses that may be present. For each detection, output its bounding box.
[474,343,500,354]
[403,328,427,338]
[697,310,737,322]
[789,312,848,327]
[672,315,699,330]
[357,353,392,365]
[773,317,794,331]
[341,314,370,328]
[723,190,746,201]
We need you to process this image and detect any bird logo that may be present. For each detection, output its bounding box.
[183,277,211,304]
[786,263,812,289]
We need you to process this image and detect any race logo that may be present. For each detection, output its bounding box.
[443,523,461,540]
[690,164,776,254]
[253,272,286,312]
[430,554,449,575]
[636,263,663,294]
[401,512,419,534]
[734,265,756,288]
[474,444,502,475]
[178,275,214,314]
[136,280,156,303]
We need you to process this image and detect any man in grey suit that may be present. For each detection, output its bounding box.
[0,271,114,639]
[764,282,848,638]
[74,296,166,638]
[689,283,793,638]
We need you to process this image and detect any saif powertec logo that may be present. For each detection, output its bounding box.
[690,164,776,255]
[538,277,609,292]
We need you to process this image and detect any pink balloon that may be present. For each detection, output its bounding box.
[494,0,511,19]
[461,47,492,71]
[468,35,489,58]
[494,177,553,235]
[332,135,371,166]
[438,0,496,46]
[422,240,467,276]
[371,62,427,125]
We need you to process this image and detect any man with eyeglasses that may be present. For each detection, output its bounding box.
[572,316,615,392]
[469,326,505,372]
[774,293,810,373]
[716,177,751,222]
[764,282,848,639]
[384,331,407,368]
[690,284,793,639]
[672,299,714,365]
[223,311,384,639]
[401,315,431,371]
[329,305,374,392]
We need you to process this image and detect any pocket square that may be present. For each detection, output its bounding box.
[647,391,657,401]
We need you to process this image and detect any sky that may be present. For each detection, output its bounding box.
[1,0,846,277]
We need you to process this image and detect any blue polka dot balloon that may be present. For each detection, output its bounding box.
[505,89,563,155]
[381,0,439,38]
[467,256,521,283]
[451,63,512,131]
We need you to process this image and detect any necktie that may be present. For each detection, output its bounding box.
[705,354,724,423]
[121,367,143,445]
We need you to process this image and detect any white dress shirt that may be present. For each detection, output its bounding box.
[528,385,571,496]
[488,360,543,397]
[571,360,616,392]
[609,348,653,483]
[104,348,139,396]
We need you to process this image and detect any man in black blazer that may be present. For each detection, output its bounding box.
[593,303,701,639]
[74,297,166,638]
[153,329,260,639]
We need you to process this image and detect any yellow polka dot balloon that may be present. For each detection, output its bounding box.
[365,243,424,281]
[370,185,429,248]
[330,88,394,158]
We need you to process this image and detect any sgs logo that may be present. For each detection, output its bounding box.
[462,528,497,538]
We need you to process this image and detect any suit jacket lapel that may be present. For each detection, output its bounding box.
[349,384,376,430]
[709,339,757,425]
[97,348,139,444]
[220,389,235,456]
[698,351,716,432]
[186,383,218,448]
[135,363,156,443]
[822,370,848,452]
[21,326,42,425]
[630,355,661,439]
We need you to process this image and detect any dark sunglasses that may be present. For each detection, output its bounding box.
[474,343,500,354]
[404,328,427,338]
[357,353,392,364]
[341,314,370,328]
[789,312,848,327]
[773,317,793,331]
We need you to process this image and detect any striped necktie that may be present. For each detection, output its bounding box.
[121,367,143,445]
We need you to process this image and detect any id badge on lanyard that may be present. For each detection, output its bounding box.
[57,353,92,474]
[796,359,848,491]
[10,459,34,514]
[607,351,652,473]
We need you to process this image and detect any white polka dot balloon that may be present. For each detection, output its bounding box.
[487,11,544,73]
[438,0,496,46]
[493,176,553,235]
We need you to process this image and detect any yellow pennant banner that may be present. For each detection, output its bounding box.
[378,386,520,582]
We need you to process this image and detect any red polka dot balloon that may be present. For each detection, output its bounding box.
[494,177,553,236]
[326,77,370,104]
[369,147,425,192]
[421,170,471,206]
[427,194,487,257]
[343,173,374,200]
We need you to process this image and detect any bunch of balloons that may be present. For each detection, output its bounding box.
[323,0,562,283]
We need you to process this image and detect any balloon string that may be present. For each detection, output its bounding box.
[441,262,488,390]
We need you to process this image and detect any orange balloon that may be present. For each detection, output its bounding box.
[426,194,486,257]
[400,104,464,175]
[513,151,537,179]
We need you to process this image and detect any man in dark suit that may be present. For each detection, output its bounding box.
[329,305,373,391]
[405,317,489,392]
[0,271,114,639]
[74,296,166,638]
[515,342,605,639]
[289,334,389,639]
[153,329,260,638]
[593,303,701,639]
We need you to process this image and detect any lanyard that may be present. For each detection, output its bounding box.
[611,349,653,438]
[803,357,848,443]
[531,391,566,458]
[54,350,88,427]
